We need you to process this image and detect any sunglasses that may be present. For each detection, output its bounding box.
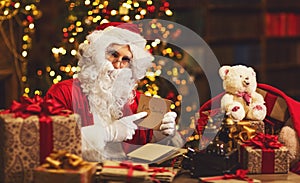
[106,49,132,65]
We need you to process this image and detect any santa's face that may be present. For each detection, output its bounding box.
[92,44,136,120]
[76,27,153,122]
[106,44,133,69]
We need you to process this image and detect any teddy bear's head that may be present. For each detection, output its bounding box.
[219,65,257,95]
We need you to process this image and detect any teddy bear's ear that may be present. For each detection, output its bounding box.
[219,65,231,80]
[248,66,256,77]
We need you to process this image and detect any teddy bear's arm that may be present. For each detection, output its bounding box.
[220,93,234,112]
[221,93,246,120]
[251,92,265,104]
[246,91,267,120]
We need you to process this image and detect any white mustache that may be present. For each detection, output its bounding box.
[112,68,134,98]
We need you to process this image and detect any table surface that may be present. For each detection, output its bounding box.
[172,171,300,183]
[248,172,300,183]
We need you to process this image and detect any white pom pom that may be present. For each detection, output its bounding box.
[278,126,300,165]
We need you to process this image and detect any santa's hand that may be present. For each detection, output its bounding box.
[159,111,177,136]
[105,112,147,142]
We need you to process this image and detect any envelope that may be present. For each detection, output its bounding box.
[136,95,172,130]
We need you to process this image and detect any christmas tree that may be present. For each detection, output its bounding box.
[24,0,201,135]
[47,1,200,129]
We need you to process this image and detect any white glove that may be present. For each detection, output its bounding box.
[159,111,177,136]
[105,112,147,142]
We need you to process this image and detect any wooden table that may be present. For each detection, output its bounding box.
[248,172,300,183]
[172,171,300,183]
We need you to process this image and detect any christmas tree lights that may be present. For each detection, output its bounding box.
[0,0,41,97]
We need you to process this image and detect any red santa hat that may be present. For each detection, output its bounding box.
[78,21,153,81]
[96,22,140,34]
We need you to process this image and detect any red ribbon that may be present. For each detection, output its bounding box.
[104,161,147,182]
[243,132,282,150]
[242,133,282,173]
[148,167,174,183]
[103,161,175,183]
[1,95,72,164]
[236,91,251,105]
[201,169,253,183]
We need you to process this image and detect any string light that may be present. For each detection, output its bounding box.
[41,0,198,124]
[0,0,41,96]
[50,0,175,81]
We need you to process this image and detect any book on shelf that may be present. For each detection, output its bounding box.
[266,13,300,37]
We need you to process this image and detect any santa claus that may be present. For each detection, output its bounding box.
[45,22,184,161]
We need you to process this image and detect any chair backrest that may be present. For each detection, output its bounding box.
[256,86,291,134]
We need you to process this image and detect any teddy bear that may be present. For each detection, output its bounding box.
[219,65,267,121]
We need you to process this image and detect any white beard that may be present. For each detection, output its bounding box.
[111,68,137,116]
[81,65,137,162]
[87,64,136,126]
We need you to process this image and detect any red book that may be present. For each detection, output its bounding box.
[271,13,280,37]
[287,13,297,36]
[296,14,300,36]
[278,13,287,37]
[265,13,272,36]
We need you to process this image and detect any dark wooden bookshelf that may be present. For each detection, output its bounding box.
[200,0,300,100]
[171,0,300,101]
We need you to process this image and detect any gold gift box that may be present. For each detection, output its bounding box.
[229,120,265,148]
[34,162,97,183]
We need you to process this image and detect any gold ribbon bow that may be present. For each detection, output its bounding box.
[228,121,257,143]
[42,150,86,170]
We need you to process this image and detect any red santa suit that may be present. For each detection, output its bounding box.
[45,78,153,155]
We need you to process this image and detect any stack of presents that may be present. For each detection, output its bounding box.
[0,95,178,183]
[183,65,300,182]
[1,65,300,183]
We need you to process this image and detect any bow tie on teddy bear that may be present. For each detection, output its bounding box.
[236,91,251,106]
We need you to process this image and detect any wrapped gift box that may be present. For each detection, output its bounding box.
[237,120,265,134]
[147,167,178,183]
[0,96,82,183]
[99,160,177,183]
[34,163,96,183]
[34,151,96,183]
[100,160,150,183]
[231,120,265,148]
[238,133,289,174]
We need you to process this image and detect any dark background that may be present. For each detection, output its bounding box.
[1,0,300,110]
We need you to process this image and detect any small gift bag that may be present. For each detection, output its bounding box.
[34,150,97,183]
[238,133,289,174]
